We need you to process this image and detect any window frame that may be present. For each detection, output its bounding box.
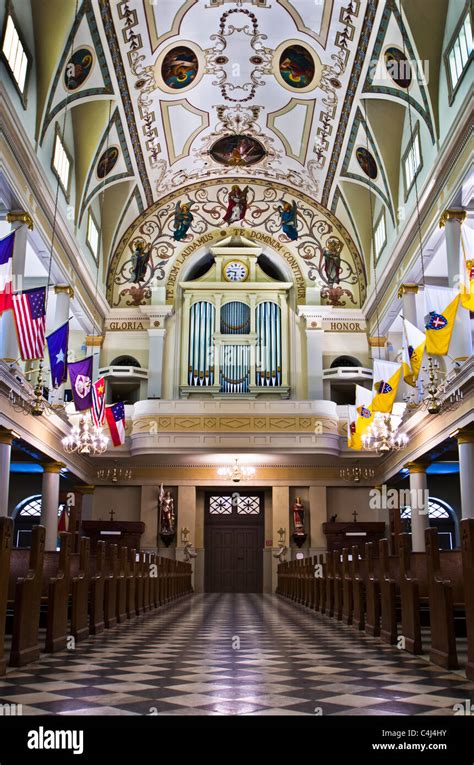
[51,123,73,201]
[402,121,423,201]
[1,2,32,108]
[86,209,100,262]
[373,210,387,262]
[444,2,473,104]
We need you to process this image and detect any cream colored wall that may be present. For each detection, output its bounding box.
[327,487,376,522]
[323,332,371,368]
[92,486,141,522]
[101,331,150,368]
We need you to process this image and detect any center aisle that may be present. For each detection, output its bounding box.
[0,594,473,716]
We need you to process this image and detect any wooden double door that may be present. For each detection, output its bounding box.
[205,491,264,593]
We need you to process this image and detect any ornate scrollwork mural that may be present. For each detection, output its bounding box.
[107,180,366,309]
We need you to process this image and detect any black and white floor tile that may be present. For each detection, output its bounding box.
[0,594,473,716]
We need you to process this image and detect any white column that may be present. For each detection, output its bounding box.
[85,336,103,381]
[147,329,166,398]
[40,462,63,550]
[368,336,387,361]
[298,310,324,399]
[457,427,474,520]
[398,284,419,327]
[0,429,14,517]
[0,217,28,363]
[441,210,472,362]
[49,285,73,404]
[406,461,430,552]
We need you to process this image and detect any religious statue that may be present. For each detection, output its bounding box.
[278,200,298,241]
[323,236,343,286]
[292,496,307,548]
[130,239,151,284]
[159,483,176,546]
[173,201,194,241]
[223,185,249,225]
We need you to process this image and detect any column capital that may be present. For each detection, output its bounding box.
[439,209,467,228]
[404,460,429,474]
[367,336,387,348]
[0,428,15,446]
[456,425,474,445]
[6,211,33,230]
[73,484,95,494]
[85,335,104,347]
[397,284,419,299]
[42,461,64,474]
[54,285,75,299]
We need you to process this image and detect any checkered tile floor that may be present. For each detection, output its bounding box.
[1,594,473,716]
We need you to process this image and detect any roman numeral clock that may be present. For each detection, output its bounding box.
[179,235,292,398]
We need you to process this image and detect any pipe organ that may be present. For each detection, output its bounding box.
[180,237,291,398]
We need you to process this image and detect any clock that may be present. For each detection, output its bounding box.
[223,259,249,282]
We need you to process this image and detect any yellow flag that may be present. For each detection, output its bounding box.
[371,359,401,413]
[402,319,426,387]
[354,384,374,444]
[424,287,460,356]
[347,405,360,449]
[460,230,474,311]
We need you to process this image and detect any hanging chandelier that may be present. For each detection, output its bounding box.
[340,465,376,482]
[8,360,65,418]
[62,415,108,455]
[362,411,409,454]
[217,458,255,483]
[96,466,133,482]
[403,356,463,415]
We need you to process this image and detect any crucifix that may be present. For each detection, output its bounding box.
[352,510,358,522]
[109,509,115,521]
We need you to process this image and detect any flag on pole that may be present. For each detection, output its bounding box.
[46,321,69,387]
[12,287,46,360]
[57,505,69,532]
[69,356,93,411]
[402,319,426,387]
[371,359,401,413]
[460,228,474,311]
[355,384,375,443]
[92,378,106,427]
[105,402,126,447]
[424,286,460,356]
[347,405,359,449]
[0,231,14,315]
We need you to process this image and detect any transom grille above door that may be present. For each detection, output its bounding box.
[208,494,261,515]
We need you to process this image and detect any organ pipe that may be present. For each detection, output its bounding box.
[188,301,215,386]
[256,301,281,387]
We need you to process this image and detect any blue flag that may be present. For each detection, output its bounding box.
[47,322,69,388]
[69,356,93,411]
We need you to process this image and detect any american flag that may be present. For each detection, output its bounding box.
[12,287,46,360]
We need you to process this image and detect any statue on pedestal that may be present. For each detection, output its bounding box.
[159,483,176,547]
[292,496,307,548]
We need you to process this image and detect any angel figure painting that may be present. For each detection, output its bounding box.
[323,237,343,286]
[278,200,298,241]
[223,185,249,225]
[173,201,194,241]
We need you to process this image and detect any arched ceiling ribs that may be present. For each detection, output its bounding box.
[100,181,136,282]
[364,97,405,223]
[71,99,113,224]
[338,182,378,274]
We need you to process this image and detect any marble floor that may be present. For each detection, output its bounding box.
[1,594,473,716]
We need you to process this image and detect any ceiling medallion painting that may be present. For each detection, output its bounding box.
[64,48,94,91]
[107,181,366,310]
[210,135,266,166]
[161,45,199,90]
[355,147,378,179]
[278,43,316,90]
[383,46,412,89]
[97,147,119,179]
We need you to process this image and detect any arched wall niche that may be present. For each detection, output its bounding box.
[107,179,367,309]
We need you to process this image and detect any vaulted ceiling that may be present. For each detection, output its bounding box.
[28,0,450,298]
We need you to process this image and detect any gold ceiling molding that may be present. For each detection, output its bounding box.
[6,211,34,230]
[131,415,338,435]
[160,99,210,165]
[267,98,316,164]
[439,209,467,227]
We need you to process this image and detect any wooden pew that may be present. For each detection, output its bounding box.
[365,541,381,637]
[71,536,90,642]
[0,518,13,675]
[325,552,335,617]
[333,552,343,621]
[379,538,398,645]
[135,551,144,615]
[342,548,353,625]
[397,533,428,655]
[44,532,71,653]
[425,527,464,670]
[149,553,158,609]
[313,554,324,612]
[351,545,365,631]
[9,526,45,666]
[461,519,474,680]
[142,552,151,611]
[89,541,105,635]
[103,544,118,629]
[126,548,137,618]
[116,547,128,623]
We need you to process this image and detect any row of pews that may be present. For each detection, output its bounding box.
[277,521,474,680]
[0,518,193,673]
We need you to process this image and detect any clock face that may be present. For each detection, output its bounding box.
[224,260,248,282]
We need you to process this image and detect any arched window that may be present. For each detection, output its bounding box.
[400,497,452,519]
[13,496,65,548]
[14,495,42,517]
[110,355,141,367]
[330,355,362,368]
[400,497,457,549]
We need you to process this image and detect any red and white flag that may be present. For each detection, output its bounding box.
[92,377,106,427]
[0,231,14,315]
[12,287,46,360]
[105,401,126,447]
